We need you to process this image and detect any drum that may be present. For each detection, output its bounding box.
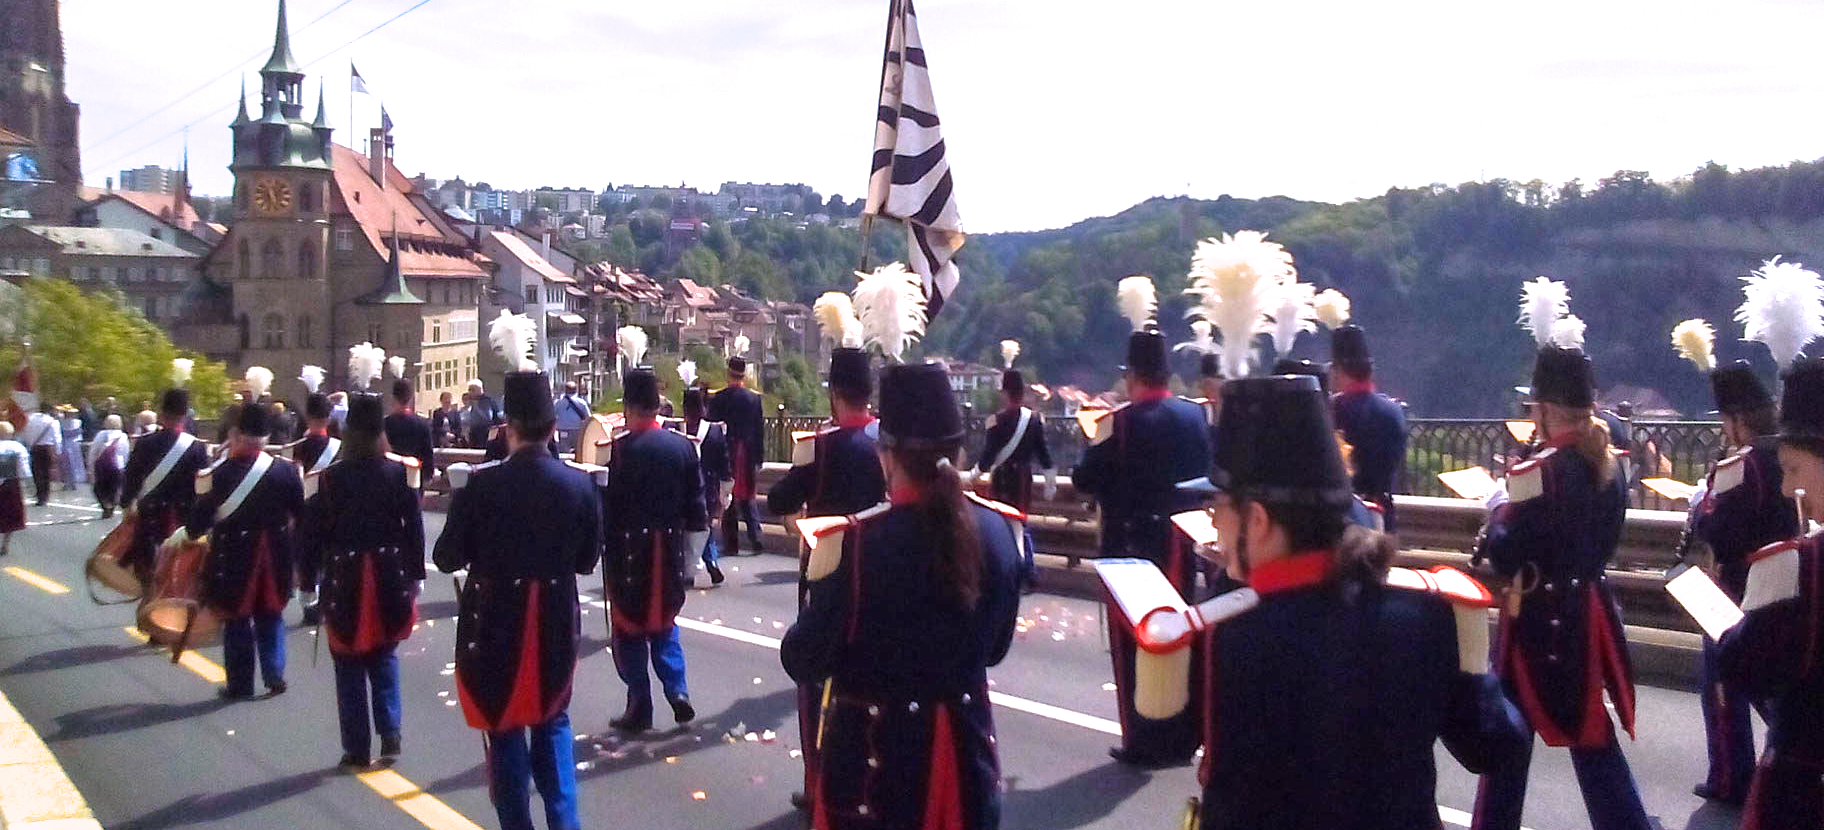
[138,537,221,647]
[84,515,142,603]
[573,413,624,465]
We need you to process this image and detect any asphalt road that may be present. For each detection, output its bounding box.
[0,494,1751,830]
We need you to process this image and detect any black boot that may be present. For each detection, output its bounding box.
[380,733,401,759]
[707,562,725,585]
[610,701,653,733]
[669,696,695,725]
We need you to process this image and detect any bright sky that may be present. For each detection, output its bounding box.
[62,0,1824,234]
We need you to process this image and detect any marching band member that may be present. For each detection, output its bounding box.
[602,366,708,732]
[709,355,766,555]
[184,393,306,700]
[292,365,338,626]
[781,361,1024,830]
[1719,356,1824,830]
[767,340,886,811]
[384,376,434,496]
[1074,276,1211,767]
[1198,353,1223,450]
[118,372,209,593]
[969,340,1055,584]
[1675,315,1797,803]
[434,351,600,830]
[299,392,424,769]
[1471,283,1652,830]
[1328,323,1407,530]
[674,385,731,586]
[1168,374,1525,828]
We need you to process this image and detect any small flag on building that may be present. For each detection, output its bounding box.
[380,105,393,133]
[864,0,964,317]
[350,61,369,94]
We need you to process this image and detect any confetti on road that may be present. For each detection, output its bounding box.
[691,791,707,801]
[1102,682,1117,691]
[665,756,678,764]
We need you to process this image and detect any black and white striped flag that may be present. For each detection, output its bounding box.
[864,0,964,317]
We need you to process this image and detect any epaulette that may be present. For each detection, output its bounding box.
[790,429,822,467]
[1711,448,1750,497]
[796,502,892,582]
[1078,404,1126,446]
[594,428,631,465]
[302,467,324,500]
[565,459,610,486]
[1611,447,1634,484]
[1742,539,1804,613]
[444,459,501,490]
[383,452,423,489]
[965,491,1026,521]
[985,412,999,430]
[196,456,230,495]
[1506,447,1555,503]
[1385,565,1496,672]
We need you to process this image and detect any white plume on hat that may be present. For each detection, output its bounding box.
[171,358,194,387]
[1313,289,1351,330]
[1116,276,1158,333]
[853,262,928,362]
[486,311,537,373]
[1737,257,1824,368]
[1671,319,1716,373]
[386,356,406,379]
[1518,277,1572,347]
[243,365,274,401]
[1000,340,1021,369]
[1185,231,1291,378]
[677,359,698,388]
[1549,315,1587,350]
[298,364,326,394]
[1173,319,1217,360]
[1269,280,1317,359]
[731,333,750,358]
[813,292,863,349]
[617,325,649,369]
[348,342,387,389]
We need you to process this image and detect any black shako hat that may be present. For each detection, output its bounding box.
[504,371,554,424]
[390,378,413,403]
[1181,375,1352,508]
[1531,345,1595,409]
[304,392,331,420]
[1331,324,1373,372]
[347,393,385,434]
[1273,359,1330,394]
[682,387,706,416]
[879,362,965,451]
[1199,352,1223,380]
[1712,360,1773,415]
[1124,330,1169,377]
[1780,358,1824,442]
[829,347,873,399]
[623,367,661,411]
[159,388,189,418]
[236,400,272,437]
[727,356,749,377]
[1001,369,1024,396]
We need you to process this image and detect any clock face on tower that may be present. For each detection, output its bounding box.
[252,176,293,216]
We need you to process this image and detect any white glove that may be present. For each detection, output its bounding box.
[160,526,190,551]
[299,589,318,608]
[1042,469,1058,502]
[975,470,991,487]
[1483,481,1510,512]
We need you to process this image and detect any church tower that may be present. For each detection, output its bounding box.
[223,0,335,382]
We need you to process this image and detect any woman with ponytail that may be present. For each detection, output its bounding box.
[781,362,1024,830]
[1471,344,1652,830]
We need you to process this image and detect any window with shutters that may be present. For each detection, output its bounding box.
[297,315,312,348]
[238,238,250,279]
[263,312,285,348]
[261,238,284,279]
[298,241,317,280]
[335,228,354,252]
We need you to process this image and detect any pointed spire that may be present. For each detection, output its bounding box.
[312,79,330,129]
[231,75,250,126]
[261,0,302,76]
[364,214,424,305]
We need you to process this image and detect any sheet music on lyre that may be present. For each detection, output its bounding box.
[1665,566,1745,641]
[1438,467,1499,502]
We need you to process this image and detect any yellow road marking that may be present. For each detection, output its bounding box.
[357,769,485,830]
[120,627,226,684]
[4,566,69,595]
[118,628,479,830]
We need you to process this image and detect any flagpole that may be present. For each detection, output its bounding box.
[859,0,900,273]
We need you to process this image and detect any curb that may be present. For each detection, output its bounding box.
[0,686,102,830]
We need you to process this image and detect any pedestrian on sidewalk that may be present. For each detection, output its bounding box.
[552,381,591,454]
[434,353,599,830]
[57,405,86,490]
[0,423,30,555]
[299,393,423,770]
[782,361,1024,829]
[673,387,730,586]
[21,402,60,506]
[87,415,128,519]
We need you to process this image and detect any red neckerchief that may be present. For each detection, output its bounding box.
[1132,385,1171,404]
[836,413,876,430]
[1247,552,1332,595]
[1543,427,1579,449]
[307,427,328,438]
[1339,378,1376,395]
[626,417,659,435]
[727,380,746,389]
[890,481,925,505]
[230,446,263,463]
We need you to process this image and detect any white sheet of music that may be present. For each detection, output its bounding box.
[1170,510,1219,547]
[1093,558,1188,627]
[1665,566,1744,641]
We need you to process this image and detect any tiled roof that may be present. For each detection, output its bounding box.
[22,225,196,258]
[79,187,204,231]
[328,143,487,280]
[0,126,33,148]
[488,231,572,283]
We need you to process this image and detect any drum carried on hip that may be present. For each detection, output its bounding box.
[138,535,220,648]
[573,413,624,466]
[84,516,141,603]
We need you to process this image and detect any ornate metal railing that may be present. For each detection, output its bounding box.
[761,413,1724,510]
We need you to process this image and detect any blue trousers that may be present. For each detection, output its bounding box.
[1699,633,1755,799]
[1021,526,1037,585]
[701,532,721,568]
[1471,718,1651,830]
[221,612,285,696]
[612,626,687,706]
[486,711,579,830]
[333,648,401,759]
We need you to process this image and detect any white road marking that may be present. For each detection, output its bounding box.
[44,501,103,514]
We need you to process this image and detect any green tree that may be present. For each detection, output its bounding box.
[675,245,723,284]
